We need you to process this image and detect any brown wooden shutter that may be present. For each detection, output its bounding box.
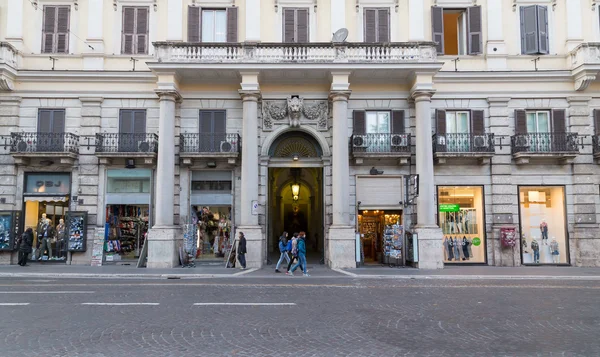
[226,7,238,43]
[435,109,446,134]
[188,6,200,42]
[471,110,485,134]
[594,109,600,135]
[431,7,444,55]
[391,110,405,134]
[364,9,377,43]
[296,9,309,43]
[551,109,566,133]
[136,8,149,54]
[537,5,549,55]
[283,8,296,42]
[514,109,527,134]
[122,7,136,54]
[353,110,366,134]
[377,9,390,43]
[42,6,56,53]
[467,6,482,55]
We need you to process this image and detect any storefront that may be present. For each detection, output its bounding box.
[518,186,569,265]
[189,171,234,262]
[437,186,487,264]
[104,169,152,262]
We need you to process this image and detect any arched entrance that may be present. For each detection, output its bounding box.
[265,131,326,264]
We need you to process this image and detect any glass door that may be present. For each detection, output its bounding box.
[526,111,550,151]
[446,111,470,151]
[366,112,391,152]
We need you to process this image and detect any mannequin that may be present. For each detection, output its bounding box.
[56,219,66,259]
[445,237,454,261]
[37,214,54,260]
[531,238,540,264]
[461,237,470,261]
[443,237,449,260]
[522,234,528,253]
[550,238,559,264]
[540,219,548,245]
[453,237,460,261]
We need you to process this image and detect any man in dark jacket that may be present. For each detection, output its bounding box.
[18,228,34,266]
[237,232,247,269]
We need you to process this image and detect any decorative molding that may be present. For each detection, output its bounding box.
[574,73,597,91]
[0,75,15,91]
[261,97,329,131]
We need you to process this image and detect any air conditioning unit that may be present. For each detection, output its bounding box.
[16,140,29,152]
[390,134,408,147]
[515,135,528,147]
[352,135,368,148]
[473,135,487,148]
[437,135,446,145]
[220,140,234,153]
[138,141,150,152]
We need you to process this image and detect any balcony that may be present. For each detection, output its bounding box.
[432,133,495,164]
[0,42,20,91]
[95,133,158,164]
[511,132,579,164]
[179,133,241,165]
[350,133,411,164]
[9,132,79,165]
[569,43,600,91]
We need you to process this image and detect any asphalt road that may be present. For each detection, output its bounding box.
[0,277,598,357]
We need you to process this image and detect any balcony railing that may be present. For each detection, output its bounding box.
[432,133,495,154]
[570,43,600,68]
[350,133,411,154]
[180,133,241,154]
[511,133,579,154]
[10,132,79,154]
[154,42,437,64]
[0,42,20,68]
[95,133,158,154]
[593,135,600,155]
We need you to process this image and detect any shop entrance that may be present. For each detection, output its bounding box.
[357,210,404,265]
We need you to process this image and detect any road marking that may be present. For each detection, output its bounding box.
[0,291,94,294]
[193,302,296,306]
[332,268,358,277]
[0,303,30,306]
[81,303,159,306]
[233,268,259,276]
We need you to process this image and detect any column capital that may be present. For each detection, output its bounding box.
[410,90,435,101]
[155,89,181,102]
[239,90,261,101]
[329,90,351,102]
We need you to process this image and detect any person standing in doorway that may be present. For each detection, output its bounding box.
[18,228,34,266]
[275,231,290,273]
[237,232,247,269]
[288,231,309,277]
[287,233,299,273]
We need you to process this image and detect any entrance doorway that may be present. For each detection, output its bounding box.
[267,167,324,262]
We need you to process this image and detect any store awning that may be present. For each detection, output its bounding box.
[24,196,68,202]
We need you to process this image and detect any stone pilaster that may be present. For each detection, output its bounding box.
[0,97,20,211]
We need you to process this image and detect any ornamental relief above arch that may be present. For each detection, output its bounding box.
[260,96,330,132]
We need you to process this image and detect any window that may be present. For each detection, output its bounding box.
[122,7,149,55]
[199,110,226,152]
[352,110,406,152]
[187,7,238,42]
[38,109,66,133]
[514,110,565,134]
[366,112,390,134]
[446,111,470,134]
[42,6,70,53]
[283,8,309,43]
[364,8,390,43]
[520,5,549,55]
[526,111,550,133]
[119,109,147,152]
[435,110,484,152]
[431,6,482,55]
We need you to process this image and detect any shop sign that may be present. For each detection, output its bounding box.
[25,173,70,195]
[472,237,481,246]
[439,204,460,212]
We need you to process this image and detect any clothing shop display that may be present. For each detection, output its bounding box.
[192,206,232,260]
[453,238,460,261]
[550,239,560,264]
[461,237,470,261]
[105,205,149,260]
[540,221,548,244]
[531,239,540,263]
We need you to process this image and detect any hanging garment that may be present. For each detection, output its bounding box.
[453,238,461,261]
[462,238,469,260]
[467,238,473,257]
[443,238,449,260]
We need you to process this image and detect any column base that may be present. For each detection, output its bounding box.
[147,226,182,269]
[237,226,263,268]
[415,226,444,270]
[327,226,356,269]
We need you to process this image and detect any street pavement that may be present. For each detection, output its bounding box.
[0,276,599,356]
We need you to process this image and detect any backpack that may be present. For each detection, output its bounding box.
[278,240,286,252]
[285,240,292,252]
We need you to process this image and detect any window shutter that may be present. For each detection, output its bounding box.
[431,7,444,55]
[38,110,53,133]
[122,7,136,54]
[120,110,134,133]
[435,109,446,134]
[199,111,213,134]
[514,109,527,134]
[136,8,149,54]
[51,110,66,133]
[521,5,539,55]
[42,6,56,53]
[467,6,482,55]
[537,5,549,55]
[56,7,70,53]
[226,7,238,43]
[133,111,146,134]
[213,111,226,133]
[364,9,377,43]
[283,9,296,43]
[594,109,600,135]
[551,109,566,133]
[471,110,485,134]
[188,6,200,42]
[377,9,390,43]
[391,110,405,134]
[353,110,366,134]
[296,8,309,43]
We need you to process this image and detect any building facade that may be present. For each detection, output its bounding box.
[0,0,599,269]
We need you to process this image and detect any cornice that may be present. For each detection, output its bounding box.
[14,70,157,83]
[434,70,572,83]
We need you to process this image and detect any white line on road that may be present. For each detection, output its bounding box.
[0,303,30,306]
[193,303,296,306]
[81,303,159,306]
[0,291,94,294]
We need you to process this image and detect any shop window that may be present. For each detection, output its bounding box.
[519,186,568,264]
[189,206,233,261]
[438,186,486,264]
[431,6,482,55]
[106,169,151,194]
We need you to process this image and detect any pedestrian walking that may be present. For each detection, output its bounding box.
[275,231,290,273]
[237,232,247,269]
[286,233,299,273]
[18,228,34,267]
[288,231,309,276]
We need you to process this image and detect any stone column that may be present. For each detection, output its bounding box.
[412,90,443,269]
[147,89,182,268]
[238,89,262,268]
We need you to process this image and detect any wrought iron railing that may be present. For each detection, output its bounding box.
[10,132,79,154]
[511,132,579,154]
[95,133,158,153]
[350,133,411,154]
[180,133,241,154]
[432,133,495,153]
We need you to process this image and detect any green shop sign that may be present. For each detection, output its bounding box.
[472,238,481,246]
[439,204,460,212]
